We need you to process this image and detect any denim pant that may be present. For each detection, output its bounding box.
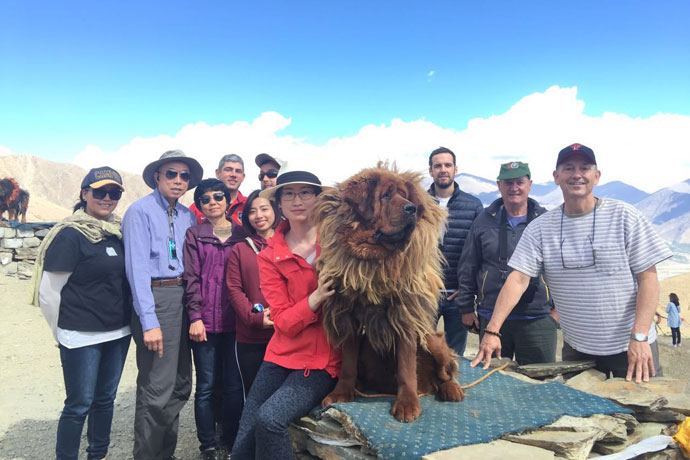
[438,298,468,357]
[191,332,244,451]
[671,327,681,345]
[56,335,130,460]
[231,361,337,460]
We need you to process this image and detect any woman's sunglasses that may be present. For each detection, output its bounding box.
[199,192,226,205]
[259,169,279,181]
[163,169,191,182]
[89,188,122,200]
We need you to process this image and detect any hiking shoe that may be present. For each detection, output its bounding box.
[200,449,218,460]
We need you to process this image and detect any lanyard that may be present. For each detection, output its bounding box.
[167,206,179,269]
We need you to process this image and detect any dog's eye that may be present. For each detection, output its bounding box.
[381,192,391,200]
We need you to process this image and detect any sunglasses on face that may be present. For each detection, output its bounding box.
[162,169,191,182]
[259,169,279,181]
[199,192,226,205]
[89,188,122,200]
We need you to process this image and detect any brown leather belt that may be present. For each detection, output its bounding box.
[151,276,184,287]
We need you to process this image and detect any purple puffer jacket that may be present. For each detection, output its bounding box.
[183,221,236,333]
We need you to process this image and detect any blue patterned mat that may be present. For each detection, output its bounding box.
[326,359,630,460]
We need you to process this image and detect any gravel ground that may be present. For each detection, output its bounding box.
[1,276,688,460]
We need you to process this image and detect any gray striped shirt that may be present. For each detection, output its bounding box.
[508,198,672,355]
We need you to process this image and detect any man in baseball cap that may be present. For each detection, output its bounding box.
[457,161,556,366]
[255,153,282,190]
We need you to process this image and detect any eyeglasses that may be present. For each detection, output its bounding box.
[281,189,316,201]
[89,188,122,200]
[199,192,226,205]
[559,204,596,269]
[163,169,191,182]
[259,170,279,181]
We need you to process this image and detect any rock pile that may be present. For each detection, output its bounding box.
[288,361,689,460]
[0,224,53,279]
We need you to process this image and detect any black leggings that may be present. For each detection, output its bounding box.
[231,361,336,460]
[671,327,681,345]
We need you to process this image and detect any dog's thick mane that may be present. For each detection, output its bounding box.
[1,178,20,205]
[314,163,446,354]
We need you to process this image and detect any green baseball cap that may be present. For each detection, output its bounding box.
[497,161,531,180]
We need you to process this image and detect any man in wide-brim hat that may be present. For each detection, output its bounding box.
[122,149,203,460]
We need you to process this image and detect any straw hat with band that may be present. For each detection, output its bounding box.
[142,149,204,189]
[259,171,335,201]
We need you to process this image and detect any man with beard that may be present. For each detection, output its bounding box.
[427,146,484,356]
[472,144,671,383]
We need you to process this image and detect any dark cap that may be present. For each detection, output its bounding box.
[81,166,125,190]
[497,161,531,180]
[255,153,281,168]
[557,143,596,167]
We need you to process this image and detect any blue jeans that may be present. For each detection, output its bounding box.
[438,298,468,357]
[191,332,244,450]
[56,335,130,460]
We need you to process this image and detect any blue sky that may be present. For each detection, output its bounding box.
[1,1,690,190]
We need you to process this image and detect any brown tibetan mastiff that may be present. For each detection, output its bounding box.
[314,163,464,423]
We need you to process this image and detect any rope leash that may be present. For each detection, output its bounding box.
[353,361,511,398]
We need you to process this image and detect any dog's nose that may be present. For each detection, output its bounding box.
[403,203,417,215]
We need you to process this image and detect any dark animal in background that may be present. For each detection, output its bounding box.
[0,178,30,223]
[314,163,464,423]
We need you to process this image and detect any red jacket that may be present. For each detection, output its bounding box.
[226,225,274,345]
[190,191,246,226]
[258,222,341,378]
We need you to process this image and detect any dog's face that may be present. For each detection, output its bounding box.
[339,170,424,259]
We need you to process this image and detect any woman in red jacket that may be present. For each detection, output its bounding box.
[226,190,278,396]
[231,171,341,460]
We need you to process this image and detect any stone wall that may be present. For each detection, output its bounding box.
[0,224,54,279]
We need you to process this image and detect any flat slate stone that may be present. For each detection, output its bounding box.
[593,422,668,455]
[543,414,627,443]
[503,429,601,460]
[422,439,555,459]
[516,360,596,378]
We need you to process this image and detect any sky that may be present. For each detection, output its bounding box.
[1,1,689,193]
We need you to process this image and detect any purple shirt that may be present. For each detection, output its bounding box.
[122,188,196,331]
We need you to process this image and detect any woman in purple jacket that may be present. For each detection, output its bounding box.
[183,178,243,460]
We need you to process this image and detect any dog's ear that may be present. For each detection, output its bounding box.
[342,177,376,221]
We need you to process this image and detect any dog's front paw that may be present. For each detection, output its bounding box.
[391,391,421,423]
[439,380,464,402]
[321,389,355,407]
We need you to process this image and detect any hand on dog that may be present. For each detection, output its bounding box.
[308,273,335,312]
[471,334,502,370]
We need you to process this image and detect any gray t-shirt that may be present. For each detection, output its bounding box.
[508,198,672,355]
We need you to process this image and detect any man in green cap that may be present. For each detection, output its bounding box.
[455,161,557,365]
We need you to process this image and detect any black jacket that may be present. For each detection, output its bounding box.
[455,197,552,317]
[428,182,484,291]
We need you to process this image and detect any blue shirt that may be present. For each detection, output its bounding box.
[122,188,196,331]
[667,302,682,328]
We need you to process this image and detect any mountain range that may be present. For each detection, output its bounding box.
[2,154,690,246]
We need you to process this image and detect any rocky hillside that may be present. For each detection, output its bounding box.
[0,155,192,222]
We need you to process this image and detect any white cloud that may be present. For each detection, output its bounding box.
[8,86,689,194]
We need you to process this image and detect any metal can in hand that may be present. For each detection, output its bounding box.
[251,303,264,313]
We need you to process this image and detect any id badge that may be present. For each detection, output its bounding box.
[168,238,178,260]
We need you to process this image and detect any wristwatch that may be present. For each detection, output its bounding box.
[630,333,648,342]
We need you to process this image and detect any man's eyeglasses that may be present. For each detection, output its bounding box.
[163,169,191,182]
[259,170,279,181]
[281,189,316,201]
[199,192,226,205]
[559,204,596,269]
[89,188,123,200]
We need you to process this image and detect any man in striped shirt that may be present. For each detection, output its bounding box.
[472,143,672,382]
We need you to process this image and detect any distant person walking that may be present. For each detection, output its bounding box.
[32,166,131,460]
[667,293,682,347]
